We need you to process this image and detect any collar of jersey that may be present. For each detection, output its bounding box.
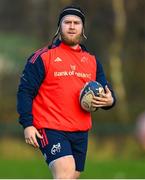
[60,42,82,52]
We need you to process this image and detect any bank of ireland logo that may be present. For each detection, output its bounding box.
[70,65,76,71]
[51,143,61,155]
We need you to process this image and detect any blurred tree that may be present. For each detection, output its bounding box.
[0,0,29,32]
[109,0,130,123]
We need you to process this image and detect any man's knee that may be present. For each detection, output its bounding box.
[50,156,76,179]
[54,172,75,179]
[73,171,81,179]
[54,164,75,179]
[54,169,81,179]
[53,167,75,179]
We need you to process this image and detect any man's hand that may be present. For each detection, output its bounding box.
[91,85,114,108]
[24,126,43,148]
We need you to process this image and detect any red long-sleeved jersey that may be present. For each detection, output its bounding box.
[17,40,116,131]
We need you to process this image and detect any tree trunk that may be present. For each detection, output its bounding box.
[109,0,130,123]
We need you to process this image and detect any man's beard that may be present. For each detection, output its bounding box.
[60,31,82,46]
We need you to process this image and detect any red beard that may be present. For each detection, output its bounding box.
[60,31,82,46]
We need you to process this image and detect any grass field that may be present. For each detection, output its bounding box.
[0,158,145,179]
[1,137,145,178]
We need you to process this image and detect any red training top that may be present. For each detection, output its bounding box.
[32,42,97,131]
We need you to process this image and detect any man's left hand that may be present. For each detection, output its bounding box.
[91,85,114,108]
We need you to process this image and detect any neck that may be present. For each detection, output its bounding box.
[70,44,79,49]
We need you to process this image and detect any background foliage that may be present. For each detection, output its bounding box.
[0,0,145,178]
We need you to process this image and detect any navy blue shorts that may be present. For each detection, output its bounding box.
[37,129,88,172]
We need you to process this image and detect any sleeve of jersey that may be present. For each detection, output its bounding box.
[17,55,45,128]
[96,59,116,110]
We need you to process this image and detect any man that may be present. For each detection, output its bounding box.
[17,6,116,179]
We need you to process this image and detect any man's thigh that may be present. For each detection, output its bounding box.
[37,129,73,167]
[50,155,77,179]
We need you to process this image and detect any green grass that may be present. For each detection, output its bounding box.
[0,158,51,179]
[0,158,145,179]
[82,159,145,178]
[1,137,145,178]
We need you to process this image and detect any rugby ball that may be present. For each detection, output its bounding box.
[79,81,104,112]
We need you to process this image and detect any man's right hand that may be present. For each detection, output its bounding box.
[24,126,43,148]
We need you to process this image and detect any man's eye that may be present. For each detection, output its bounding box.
[65,21,70,24]
[75,22,80,24]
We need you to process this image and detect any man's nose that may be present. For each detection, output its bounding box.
[70,22,75,29]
